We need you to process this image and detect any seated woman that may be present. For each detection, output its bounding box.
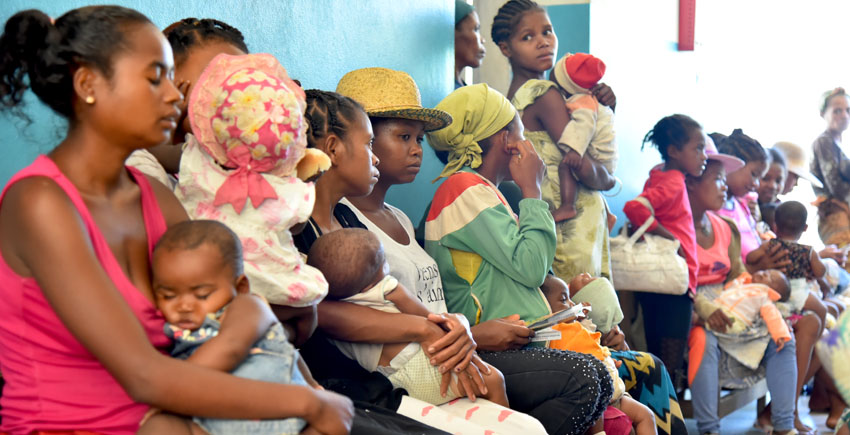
[686,156,798,435]
[0,6,352,433]
[293,73,610,434]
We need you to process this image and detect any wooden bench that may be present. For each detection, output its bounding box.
[680,378,768,419]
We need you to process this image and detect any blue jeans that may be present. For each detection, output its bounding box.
[690,328,796,434]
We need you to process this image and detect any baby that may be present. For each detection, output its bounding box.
[150,220,313,434]
[701,270,793,349]
[306,228,507,407]
[543,275,656,435]
[176,53,330,346]
[761,200,826,281]
[551,52,617,226]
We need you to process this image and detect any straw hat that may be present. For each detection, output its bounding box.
[772,141,823,188]
[336,67,452,132]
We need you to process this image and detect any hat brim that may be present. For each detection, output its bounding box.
[707,154,745,174]
[786,165,824,188]
[368,108,453,132]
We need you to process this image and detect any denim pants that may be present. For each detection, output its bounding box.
[690,327,796,434]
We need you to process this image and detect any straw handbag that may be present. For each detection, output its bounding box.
[611,197,688,294]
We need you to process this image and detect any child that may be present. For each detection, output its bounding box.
[622,114,707,380]
[175,52,330,345]
[550,52,617,224]
[543,276,657,435]
[498,0,618,284]
[760,201,827,281]
[306,228,508,407]
[149,220,313,434]
[699,270,793,349]
[715,129,771,262]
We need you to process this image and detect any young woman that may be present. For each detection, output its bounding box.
[0,6,351,433]
[687,157,798,435]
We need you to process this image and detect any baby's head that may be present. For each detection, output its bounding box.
[152,220,248,330]
[751,269,791,302]
[307,228,387,300]
[542,275,574,312]
[568,272,596,297]
[552,52,606,96]
[772,200,808,241]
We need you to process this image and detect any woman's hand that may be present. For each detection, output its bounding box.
[421,313,477,371]
[707,309,734,333]
[600,325,629,351]
[470,314,534,352]
[747,242,790,272]
[590,83,616,111]
[820,244,847,267]
[303,389,354,435]
[507,139,545,200]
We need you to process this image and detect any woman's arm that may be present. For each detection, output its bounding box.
[186,293,276,372]
[0,179,351,432]
[813,135,850,198]
[529,87,614,190]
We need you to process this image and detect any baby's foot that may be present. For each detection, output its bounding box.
[552,206,578,223]
[606,210,617,232]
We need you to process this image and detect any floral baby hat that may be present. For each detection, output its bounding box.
[177,53,327,307]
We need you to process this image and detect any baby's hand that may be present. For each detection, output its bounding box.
[562,149,583,170]
[775,337,786,352]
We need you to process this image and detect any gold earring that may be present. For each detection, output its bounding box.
[85,96,95,104]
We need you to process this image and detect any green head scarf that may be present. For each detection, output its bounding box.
[455,0,475,26]
[427,83,517,181]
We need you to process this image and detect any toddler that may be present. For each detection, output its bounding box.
[150,220,312,434]
[543,276,657,435]
[307,228,508,407]
[697,270,793,349]
[175,53,330,344]
[550,52,617,224]
[760,200,826,281]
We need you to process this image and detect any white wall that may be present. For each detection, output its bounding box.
[590,0,850,238]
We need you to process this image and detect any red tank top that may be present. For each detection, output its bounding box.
[0,156,170,434]
[696,211,733,286]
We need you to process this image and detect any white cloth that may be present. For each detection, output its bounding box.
[176,135,328,307]
[332,275,419,372]
[126,148,176,190]
[557,92,617,172]
[343,198,448,314]
[397,396,548,435]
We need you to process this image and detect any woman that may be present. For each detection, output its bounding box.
[343,68,687,435]
[687,156,798,435]
[454,0,485,89]
[126,18,249,188]
[0,6,351,433]
[813,88,850,256]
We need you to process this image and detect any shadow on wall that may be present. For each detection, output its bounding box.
[0,0,453,227]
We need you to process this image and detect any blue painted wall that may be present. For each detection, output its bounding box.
[547,4,590,60]
[0,0,453,225]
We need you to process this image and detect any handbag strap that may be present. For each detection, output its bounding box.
[628,196,656,245]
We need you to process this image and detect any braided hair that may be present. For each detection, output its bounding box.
[0,6,150,120]
[491,0,543,46]
[717,128,768,164]
[304,89,365,149]
[642,114,702,162]
[164,18,248,66]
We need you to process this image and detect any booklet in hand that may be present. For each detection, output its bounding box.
[526,304,591,331]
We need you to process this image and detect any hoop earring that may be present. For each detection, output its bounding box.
[85,96,95,105]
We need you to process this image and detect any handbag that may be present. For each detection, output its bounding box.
[610,197,689,294]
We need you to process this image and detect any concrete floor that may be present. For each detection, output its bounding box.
[684,395,833,434]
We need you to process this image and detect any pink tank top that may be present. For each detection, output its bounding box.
[0,156,170,434]
[696,212,733,286]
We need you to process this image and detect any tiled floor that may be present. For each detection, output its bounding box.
[683,395,833,434]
